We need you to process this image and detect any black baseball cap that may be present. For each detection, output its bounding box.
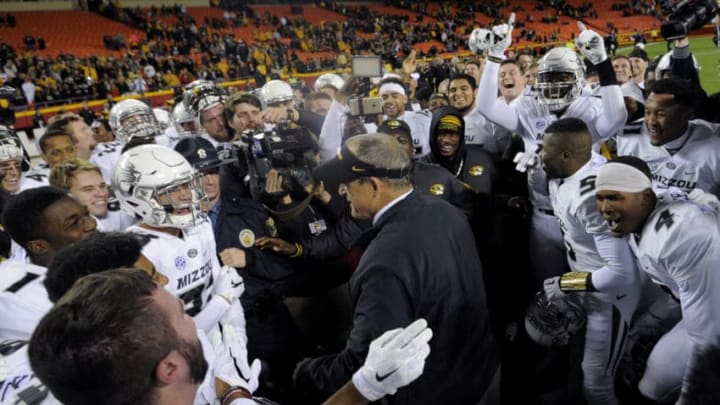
[314,143,412,184]
[174,137,224,173]
[377,119,412,142]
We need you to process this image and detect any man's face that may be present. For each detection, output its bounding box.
[307,98,331,116]
[0,159,22,194]
[629,57,647,80]
[464,63,482,83]
[70,120,97,160]
[150,286,208,385]
[93,125,114,143]
[613,58,632,84]
[41,197,97,251]
[42,135,76,168]
[339,178,375,219]
[69,170,109,218]
[229,102,262,134]
[518,54,533,71]
[429,97,448,112]
[596,189,651,236]
[201,172,220,209]
[524,66,538,87]
[448,79,476,112]
[539,133,565,179]
[644,92,691,146]
[156,182,194,216]
[436,131,461,158]
[498,63,526,102]
[381,91,407,118]
[199,104,229,142]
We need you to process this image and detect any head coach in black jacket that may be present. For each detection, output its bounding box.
[294,133,500,404]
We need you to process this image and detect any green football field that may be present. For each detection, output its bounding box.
[618,35,720,94]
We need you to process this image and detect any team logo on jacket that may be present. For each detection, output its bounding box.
[197,149,207,159]
[239,229,255,248]
[429,184,445,196]
[187,249,198,258]
[468,165,485,176]
[266,217,278,237]
[175,256,186,270]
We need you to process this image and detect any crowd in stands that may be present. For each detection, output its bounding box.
[0,0,665,114]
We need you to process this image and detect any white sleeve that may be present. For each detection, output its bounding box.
[475,60,520,133]
[595,84,627,140]
[193,295,230,332]
[230,399,259,405]
[590,233,639,295]
[319,100,351,162]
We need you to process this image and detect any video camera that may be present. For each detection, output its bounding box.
[232,123,318,201]
[660,0,719,41]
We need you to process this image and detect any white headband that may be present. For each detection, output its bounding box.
[379,83,406,96]
[596,162,653,193]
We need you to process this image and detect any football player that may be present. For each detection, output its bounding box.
[475,17,627,287]
[112,144,234,332]
[616,77,720,198]
[49,159,135,232]
[540,118,641,404]
[0,186,96,339]
[595,156,720,403]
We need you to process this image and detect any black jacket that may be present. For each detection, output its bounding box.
[411,160,474,216]
[425,106,497,195]
[297,190,499,404]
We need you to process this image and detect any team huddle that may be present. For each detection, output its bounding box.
[0,11,719,405]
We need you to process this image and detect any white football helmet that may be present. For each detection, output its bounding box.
[535,47,585,112]
[259,80,294,108]
[525,291,586,347]
[0,125,25,163]
[468,28,493,54]
[112,144,207,229]
[183,79,226,117]
[171,101,201,138]
[109,99,163,143]
[313,73,344,92]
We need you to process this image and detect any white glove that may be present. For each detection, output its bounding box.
[543,276,565,301]
[513,151,539,173]
[488,13,515,58]
[352,319,433,401]
[210,323,262,395]
[688,188,720,212]
[213,265,245,304]
[468,28,494,54]
[575,21,607,65]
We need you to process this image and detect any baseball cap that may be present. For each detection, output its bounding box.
[314,144,411,184]
[629,47,649,62]
[174,137,224,173]
[377,119,412,142]
[437,115,462,132]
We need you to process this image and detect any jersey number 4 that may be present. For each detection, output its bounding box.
[655,209,675,232]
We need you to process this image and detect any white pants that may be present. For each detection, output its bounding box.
[639,320,688,403]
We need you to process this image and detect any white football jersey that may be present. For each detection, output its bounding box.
[617,119,720,198]
[95,209,136,232]
[629,199,720,348]
[463,106,510,155]
[90,140,124,184]
[549,157,640,301]
[18,170,49,192]
[128,220,219,317]
[550,159,608,273]
[0,262,51,340]
[0,341,60,404]
[365,110,432,158]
